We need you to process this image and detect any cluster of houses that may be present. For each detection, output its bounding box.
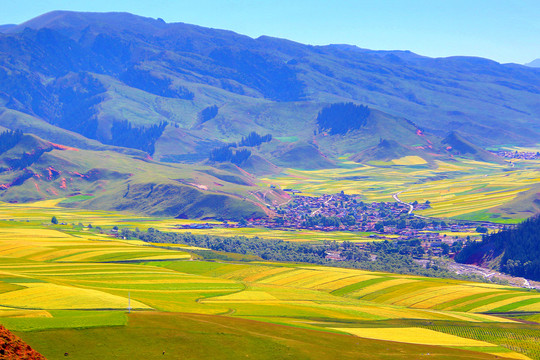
[175,193,506,252]
[492,150,540,160]
[265,193,410,231]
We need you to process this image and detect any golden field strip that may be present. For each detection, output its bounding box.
[0,201,539,358]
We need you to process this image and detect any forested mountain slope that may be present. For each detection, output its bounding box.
[456,216,540,280]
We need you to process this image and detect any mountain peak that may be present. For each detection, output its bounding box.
[442,131,503,163]
[7,10,169,36]
[525,58,540,68]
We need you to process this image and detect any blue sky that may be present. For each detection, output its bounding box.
[0,0,538,64]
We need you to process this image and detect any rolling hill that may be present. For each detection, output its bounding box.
[441,131,505,163]
[0,11,538,168]
[0,131,285,219]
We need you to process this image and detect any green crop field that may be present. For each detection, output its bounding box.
[422,324,540,360]
[0,202,539,359]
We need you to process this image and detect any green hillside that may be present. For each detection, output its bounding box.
[0,133,284,219]
[0,10,539,169]
[19,312,508,360]
[442,131,505,164]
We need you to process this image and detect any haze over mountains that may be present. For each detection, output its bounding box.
[0,11,539,218]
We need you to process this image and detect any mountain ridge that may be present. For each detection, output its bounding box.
[0,11,538,168]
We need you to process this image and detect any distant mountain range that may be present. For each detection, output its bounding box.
[0,11,539,217]
[0,11,538,158]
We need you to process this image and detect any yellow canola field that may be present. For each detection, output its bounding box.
[349,278,419,298]
[202,290,278,302]
[391,285,492,308]
[0,283,151,310]
[391,156,427,165]
[242,267,293,282]
[471,295,540,313]
[129,254,191,261]
[0,228,73,239]
[405,287,495,309]
[333,327,496,347]
[0,309,52,318]
[0,227,192,263]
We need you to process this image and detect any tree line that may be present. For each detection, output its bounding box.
[119,227,491,282]
[108,120,168,155]
[0,130,23,155]
[199,105,218,123]
[238,132,272,147]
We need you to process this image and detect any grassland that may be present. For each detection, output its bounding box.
[18,312,508,360]
[0,203,539,359]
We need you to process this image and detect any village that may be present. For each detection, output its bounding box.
[176,192,508,257]
[492,149,540,160]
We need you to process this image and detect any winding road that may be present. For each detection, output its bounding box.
[392,191,431,220]
[393,191,413,214]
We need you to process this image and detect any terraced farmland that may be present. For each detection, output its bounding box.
[422,325,540,360]
[0,203,539,359]
[186,262,540,315]
[0,227,193,263]
[400,168,540,220]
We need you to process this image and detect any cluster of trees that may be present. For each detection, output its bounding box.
[208,131,272,164]
[120,228,486,281]
[0,130,23,155]
[209,146,251,165]
[5,148,52,170]
[456,216,540,280]
[316,102,371,135]
[199,105,219,123]
[108,120,168,155]
[52,72,104,140]
[373,218,427,231]
[475,226,488,233]
[238,132,272,147]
